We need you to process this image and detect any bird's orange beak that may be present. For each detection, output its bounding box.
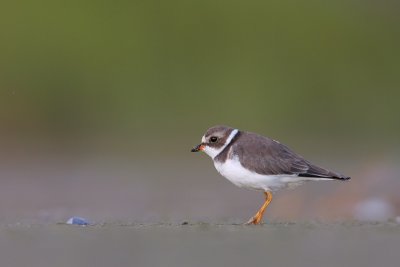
[191,143,205,152]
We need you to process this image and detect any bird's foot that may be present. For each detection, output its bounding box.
[244,213,263,225]
[244,191,272,225]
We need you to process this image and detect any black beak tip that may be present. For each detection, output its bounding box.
[191,144,202,152]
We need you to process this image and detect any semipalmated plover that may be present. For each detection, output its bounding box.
[191,125,350,224]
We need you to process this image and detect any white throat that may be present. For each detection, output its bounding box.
[203,129,239,159]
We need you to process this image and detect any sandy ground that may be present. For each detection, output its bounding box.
[1,153,399,267]
[1,222,399,267]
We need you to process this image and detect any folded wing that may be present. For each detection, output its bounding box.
[234,132,350,180]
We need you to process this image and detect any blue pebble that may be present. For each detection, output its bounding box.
[66,217,90,226]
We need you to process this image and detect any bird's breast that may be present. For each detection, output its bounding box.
[213,157,267,190]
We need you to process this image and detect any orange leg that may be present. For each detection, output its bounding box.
[245,191,273,225]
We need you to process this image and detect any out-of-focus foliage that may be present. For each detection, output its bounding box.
[0,1,399,224]
[1,0,399,148]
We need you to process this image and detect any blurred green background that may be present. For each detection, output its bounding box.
[0,0,399,223]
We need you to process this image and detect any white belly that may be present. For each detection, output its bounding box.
[214,157,329,192]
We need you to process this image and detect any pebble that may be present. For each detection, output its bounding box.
[66,217,90,226]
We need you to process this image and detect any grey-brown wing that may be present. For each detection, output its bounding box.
[233,132,349,179]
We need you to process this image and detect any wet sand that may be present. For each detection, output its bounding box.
[1,222,399,267]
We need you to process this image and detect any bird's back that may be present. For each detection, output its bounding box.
[231,131,350,180]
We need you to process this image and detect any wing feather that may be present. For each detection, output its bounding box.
[233,132,349,180]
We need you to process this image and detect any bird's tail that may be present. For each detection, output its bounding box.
[301,163,351,180]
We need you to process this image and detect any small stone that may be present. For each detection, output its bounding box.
[66,217,90,226]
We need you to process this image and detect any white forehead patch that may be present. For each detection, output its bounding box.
[203,129,239,159]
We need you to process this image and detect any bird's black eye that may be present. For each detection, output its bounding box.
[210,136,218,143]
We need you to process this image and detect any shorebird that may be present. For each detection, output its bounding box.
[191,125,350,224]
